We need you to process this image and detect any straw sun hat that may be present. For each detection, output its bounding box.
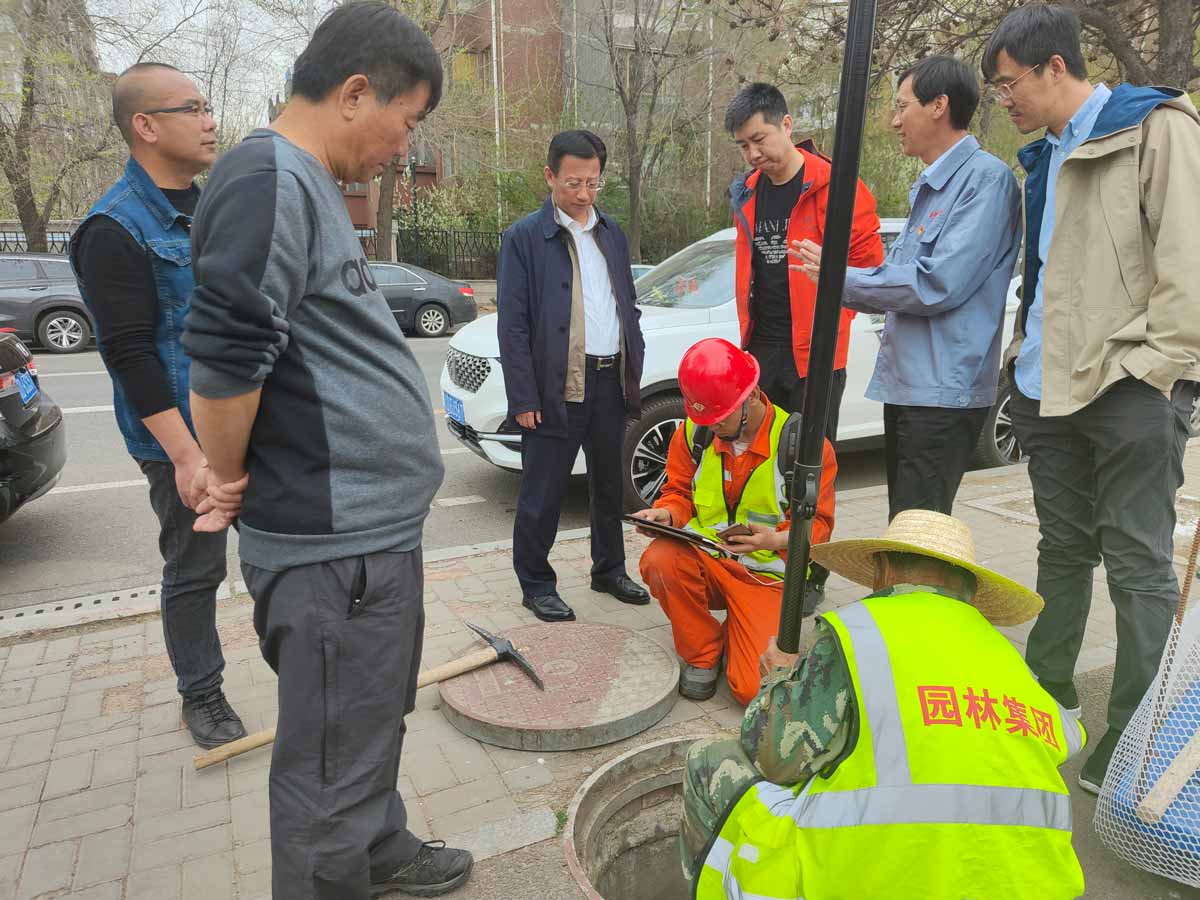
[809,509,1043,626]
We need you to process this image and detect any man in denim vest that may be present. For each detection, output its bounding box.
[69,62,246,749]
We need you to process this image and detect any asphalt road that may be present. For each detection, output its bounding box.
[0,340,888,611]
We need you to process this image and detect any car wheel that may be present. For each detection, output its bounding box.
[414,304,449,338]
[37,310,91,354]
[622,393,686,511]
[971,373,1024,469]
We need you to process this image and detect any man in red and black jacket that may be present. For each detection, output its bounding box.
[725,83,884,441]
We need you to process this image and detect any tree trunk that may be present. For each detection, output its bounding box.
[624,121,643,262]
[627,168,643,263]
[13,182,47,253]
[1155,0,1196,87]
[9,1,45,253]
[376,161,398,261]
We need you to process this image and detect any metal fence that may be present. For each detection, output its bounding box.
[0,231,72,254]
[395,229,502,281]
[356,229,379,260]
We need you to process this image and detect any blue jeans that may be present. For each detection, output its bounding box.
[138,458,228,700]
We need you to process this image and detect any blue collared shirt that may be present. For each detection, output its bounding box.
[842,135,1023,408]
[1014,83,1112,400]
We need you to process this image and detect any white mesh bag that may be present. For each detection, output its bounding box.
[1095,517,1200,886]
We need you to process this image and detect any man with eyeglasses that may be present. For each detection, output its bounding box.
[789,56,1021,522]
[982,4,1200,794]
[69,62,247,749]
[498,129,648,622]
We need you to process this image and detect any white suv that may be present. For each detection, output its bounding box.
[440,219,1025,509]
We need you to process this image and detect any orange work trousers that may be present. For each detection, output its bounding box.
[639,537,783,706]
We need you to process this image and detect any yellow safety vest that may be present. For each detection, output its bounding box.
[695,591,1087,900]
[683,405,790,580]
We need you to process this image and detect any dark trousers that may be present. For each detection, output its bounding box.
[747,340,846,443]
[883,404,989,522]
[138,459,227,700]
[513,361,627,597]
[1009,378,1195,732]
[243,549,426,900]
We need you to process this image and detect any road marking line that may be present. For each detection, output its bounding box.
[48,479,147,496]
[37,370,108,378]
[440,448,471,456]
[434,495,486,507]
[61,405,115,414]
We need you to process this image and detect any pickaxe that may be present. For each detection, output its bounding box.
[193,623,543,770]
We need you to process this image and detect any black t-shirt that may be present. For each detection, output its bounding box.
[750,165,805,345]
[72,185,200,419]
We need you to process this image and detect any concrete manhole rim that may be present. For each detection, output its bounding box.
[563,734,705,900]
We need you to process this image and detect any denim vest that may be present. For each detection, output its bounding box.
[70,157,195,462]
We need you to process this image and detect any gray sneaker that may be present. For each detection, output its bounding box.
[680,664,720,701]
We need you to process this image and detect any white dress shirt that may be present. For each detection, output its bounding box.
[555,204,621,356]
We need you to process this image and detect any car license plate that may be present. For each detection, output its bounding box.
[15,369,37,405]
[443,391,465,425]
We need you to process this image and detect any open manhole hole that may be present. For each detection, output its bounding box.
[564,735,699,900]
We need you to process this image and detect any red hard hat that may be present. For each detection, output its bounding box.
[678,338,760,426]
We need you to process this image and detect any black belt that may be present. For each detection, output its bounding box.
[586,354,620,369]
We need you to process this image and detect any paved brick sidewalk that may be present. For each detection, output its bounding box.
[1,441,1197,899]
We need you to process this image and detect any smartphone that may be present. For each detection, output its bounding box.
[717,523,753,541]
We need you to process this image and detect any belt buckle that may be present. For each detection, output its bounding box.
[597,355,616,369]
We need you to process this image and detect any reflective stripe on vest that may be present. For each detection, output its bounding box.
[683,407,789,578]
[696,592,1087,900]
[701,836,804,900]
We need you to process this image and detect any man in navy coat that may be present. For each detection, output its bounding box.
[498,130,648,621]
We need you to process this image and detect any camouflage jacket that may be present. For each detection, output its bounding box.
[740,584,967,787]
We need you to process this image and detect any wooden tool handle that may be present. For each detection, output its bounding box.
[193,645,500,770]
[1136,729,1200,824]
[195,727,276,770]
[416,647,498,688]
[1134,517,1200,815]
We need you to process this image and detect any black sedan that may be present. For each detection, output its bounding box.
[369,262,477,338]
[0,332,66,524]
[0,253,94,354]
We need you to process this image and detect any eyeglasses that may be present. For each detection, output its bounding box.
[892,99,914,115]
[986,64,1041,102]
[140,102,216,118]
[561,178,605,192]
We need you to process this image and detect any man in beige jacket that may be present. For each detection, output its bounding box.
[983,4,1200,795]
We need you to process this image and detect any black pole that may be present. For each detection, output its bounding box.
[776,0,878,654]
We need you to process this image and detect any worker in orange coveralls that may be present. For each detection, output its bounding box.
[630,338,836,705]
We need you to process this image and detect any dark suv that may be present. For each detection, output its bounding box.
[0,254,94,354]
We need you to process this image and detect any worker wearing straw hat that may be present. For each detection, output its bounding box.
[683,510,1088,900]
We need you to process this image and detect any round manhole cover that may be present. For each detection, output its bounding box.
[438,623,680,751]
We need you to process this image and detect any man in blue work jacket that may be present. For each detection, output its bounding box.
[792,55,1021,522]
[497,130,648,622]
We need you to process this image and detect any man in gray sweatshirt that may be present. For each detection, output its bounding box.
[181,4,471,897]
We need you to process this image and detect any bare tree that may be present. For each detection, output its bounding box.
[722,0,1198,91]
[579,0,740,259]
[372,0,452,261]
[0,0,119,250]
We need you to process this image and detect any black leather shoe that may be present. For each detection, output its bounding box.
[181,690,247,749]
[371,840,473,897]
[591,573,651,606]
[522,592,576,622]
